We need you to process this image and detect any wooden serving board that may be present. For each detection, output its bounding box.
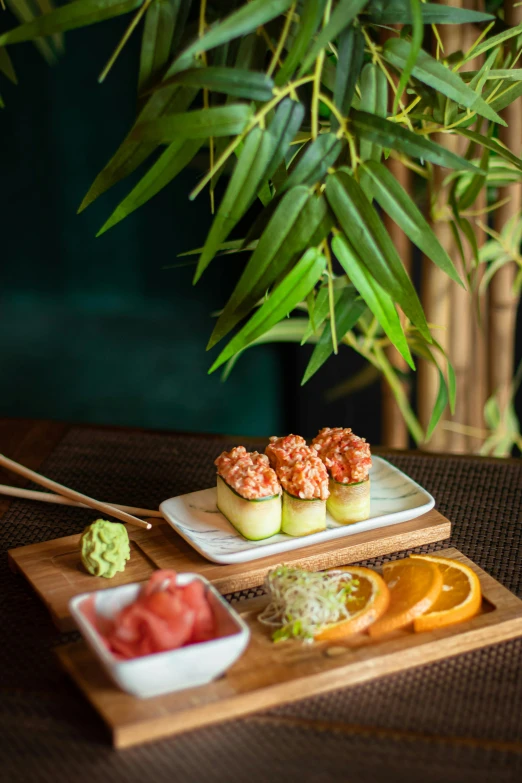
[57,548,522,749]
[9,510,450,631]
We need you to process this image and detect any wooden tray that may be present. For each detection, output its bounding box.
[57,548,522,749]
[9,510,450,631]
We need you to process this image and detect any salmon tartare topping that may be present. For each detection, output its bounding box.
[312,427,372,484]
[215,446,280,500]
[266,435,329,500]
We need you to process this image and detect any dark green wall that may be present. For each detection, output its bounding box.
[0,18,284,436]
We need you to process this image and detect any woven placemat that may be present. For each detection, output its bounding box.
[0,428,520,783]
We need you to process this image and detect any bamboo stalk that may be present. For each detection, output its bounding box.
[448,1,485,453]
[419,8,462,453]
[0,484,163,517]
[489,0,522,414]
[467,188,489,445]
[0,454,151,530]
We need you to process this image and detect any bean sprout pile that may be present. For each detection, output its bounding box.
[259,565,359,642]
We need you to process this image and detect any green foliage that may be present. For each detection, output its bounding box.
[2,0,522,447]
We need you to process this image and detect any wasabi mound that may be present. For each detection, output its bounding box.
[80,519,130,578]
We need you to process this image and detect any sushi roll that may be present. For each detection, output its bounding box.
[266,435,329,536]
[214,446,282,540]
[312,427,372,525]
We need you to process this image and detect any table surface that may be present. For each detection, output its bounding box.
[0,418,520,783]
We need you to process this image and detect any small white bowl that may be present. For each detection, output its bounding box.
[69,573,250,699]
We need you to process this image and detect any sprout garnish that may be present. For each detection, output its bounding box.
[259,565,359,642]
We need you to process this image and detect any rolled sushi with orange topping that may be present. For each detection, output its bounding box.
[215,446,282,540]
[266,436,329,537]
[312,427,372,525]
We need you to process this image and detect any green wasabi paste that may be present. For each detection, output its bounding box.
[80,519,130,578]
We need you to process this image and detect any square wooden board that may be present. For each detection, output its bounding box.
[9,510,450,631]
[57,548,522,749]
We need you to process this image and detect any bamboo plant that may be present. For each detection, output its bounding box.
[1,0,522,447]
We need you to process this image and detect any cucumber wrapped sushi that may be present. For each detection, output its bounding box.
[282,490,326,536]
[266,435,329,536]
[327,476,371,524]
[312,427,372,525]
[215,447,281,540]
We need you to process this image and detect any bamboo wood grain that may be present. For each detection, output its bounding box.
[56,548,522,749]
[0,453,151,530]
[0,483,163,518]
[449,11,483,454]
[489,0,522,415]
[8,509,451,632]
[418,21,461,453]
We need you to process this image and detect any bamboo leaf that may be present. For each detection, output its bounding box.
[462,69,522,84]
[131,103,253,142]
[363,1,493,24]
[171,0,295,74]
[302,284,365,384]
[210,247,327,373]
[425,369,449,441]
[97,137,203,235]
[487,80,522,114]
[301,283,344,343]
[456,128,522,174]
[448,356,456,414]
[382,38,506,126]
[138,0,180,95]
[465,21,522,62]
[79,84,197,212]
[326,363,381,401]
[393,0,422,113]
[5,0,58,63]
[332,234,414,369]
[350,110,480,172]
[416,335,456,415]
[209,190,331,347]
[194,127,275,283]
[332,24,364,127]
[460,217,479,267]
[222,318,315,380]
[283,133,343,191]
[298,0,371,77]
[0,47,17,84]
[35,1,65,53]
[361,160,464,288]
[0,0,143,44]
[275,0,326,86]
[326,169,431,341]
[484,395,501,430]
[264,98,305,183]
[458,142,490,212]
[359,64,387,163]
[151,66,275,102]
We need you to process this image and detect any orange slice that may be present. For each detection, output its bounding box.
[410,555,482,632]
[314,566,390,641]
[368,558,443,638]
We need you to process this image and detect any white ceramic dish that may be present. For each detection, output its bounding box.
[69,574,250,699]
[160,456,435,565]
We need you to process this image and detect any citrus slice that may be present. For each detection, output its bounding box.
[410,555,482,632]
[314,566,390,641]
[368,558,443,638]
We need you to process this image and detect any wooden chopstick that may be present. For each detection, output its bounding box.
[0,453,152,530]
[0,484,163,518]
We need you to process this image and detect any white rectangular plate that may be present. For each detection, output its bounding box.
[160,457,435,565]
